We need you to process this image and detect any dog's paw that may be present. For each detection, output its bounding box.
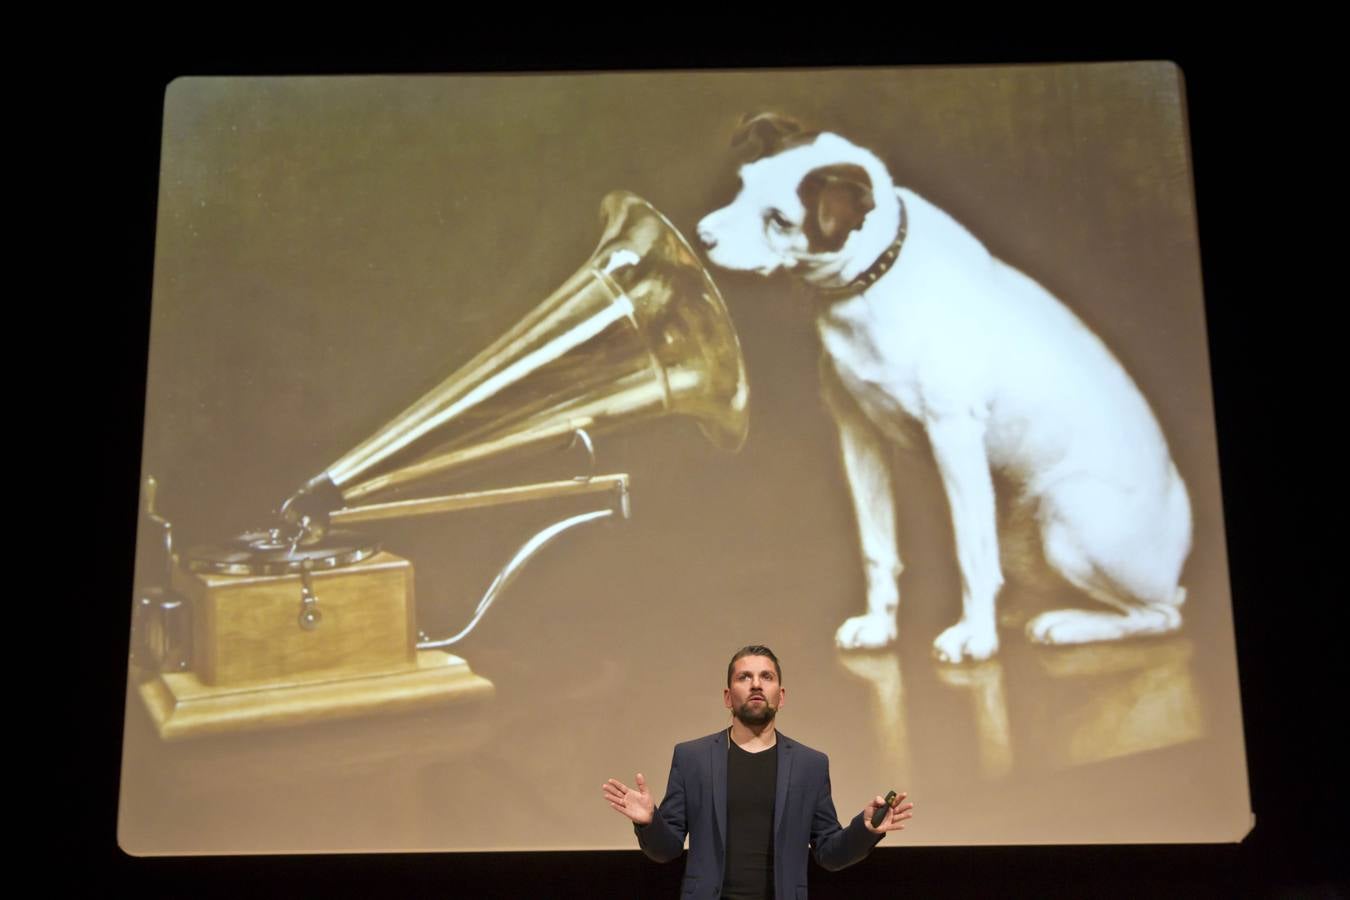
[835,613,897,650]
[1026,610,1104,645]
[932,620,999,663]
[1027,607,1181,645]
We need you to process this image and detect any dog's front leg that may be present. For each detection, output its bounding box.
[826,382,904,650]
[926,412,1003,663]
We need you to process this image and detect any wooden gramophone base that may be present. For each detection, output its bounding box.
[139,650,494,740]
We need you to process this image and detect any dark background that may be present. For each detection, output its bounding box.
[79,35,1341,899]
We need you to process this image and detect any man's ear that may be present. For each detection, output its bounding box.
[797,163,875,253]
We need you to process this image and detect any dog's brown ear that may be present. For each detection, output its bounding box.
[798,164,875,253]
[731,112,807,160]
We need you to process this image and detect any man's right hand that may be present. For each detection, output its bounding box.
[602,773,655,825]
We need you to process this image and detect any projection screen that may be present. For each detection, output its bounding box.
[119,63,1251,854]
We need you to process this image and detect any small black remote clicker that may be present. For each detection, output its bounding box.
[871,790,898,828]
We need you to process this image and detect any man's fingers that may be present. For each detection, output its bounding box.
[865,796,915,831]
[602,776,655,807]
[882,806,914,830]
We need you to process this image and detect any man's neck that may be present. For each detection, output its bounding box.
[729,718,778,752]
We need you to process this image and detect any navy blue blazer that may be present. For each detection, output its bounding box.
[635,729,882,899]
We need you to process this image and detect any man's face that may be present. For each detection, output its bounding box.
[724,654,786,726]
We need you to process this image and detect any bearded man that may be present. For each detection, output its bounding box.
[602,645,914,900]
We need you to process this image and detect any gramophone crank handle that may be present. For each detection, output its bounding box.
[143,476,175,581]
[328,474,630,526]
[131,475,193,671]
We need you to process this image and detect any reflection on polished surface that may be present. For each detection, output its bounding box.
[935,660,1013,779]
[1034,637,1203,766]
[836,650,911,781]
[119,624,1218,852]
[830,633,1203,784]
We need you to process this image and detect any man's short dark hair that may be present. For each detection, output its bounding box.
[727,645,782,687]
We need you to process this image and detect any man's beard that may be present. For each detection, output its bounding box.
[734,698,777,726]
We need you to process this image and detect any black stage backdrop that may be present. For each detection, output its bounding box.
[77,37,1342,898]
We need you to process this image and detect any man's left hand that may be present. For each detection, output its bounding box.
[862,791,913,834]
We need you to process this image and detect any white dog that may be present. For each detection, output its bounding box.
[697,114,1192,663]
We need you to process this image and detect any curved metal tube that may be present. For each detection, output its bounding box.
[416,508,613,650]
[570,427,596,481]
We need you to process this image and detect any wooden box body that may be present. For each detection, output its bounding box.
[171,551,416,687]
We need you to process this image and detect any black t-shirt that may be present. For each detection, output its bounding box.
[722,738,778,900]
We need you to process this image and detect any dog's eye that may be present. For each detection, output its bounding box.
[767,210,792,230]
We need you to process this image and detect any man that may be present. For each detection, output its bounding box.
[602,645,913,899]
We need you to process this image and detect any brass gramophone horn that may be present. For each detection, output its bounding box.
[185,191,749,585]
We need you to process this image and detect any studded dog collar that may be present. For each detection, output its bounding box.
[812,193,908,302]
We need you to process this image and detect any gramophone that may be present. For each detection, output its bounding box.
[131,191,749,740]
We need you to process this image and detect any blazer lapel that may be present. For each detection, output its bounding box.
[774,733,793,838]
[711,728,728,848]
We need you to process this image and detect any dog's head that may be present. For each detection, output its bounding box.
[697,113,897,285]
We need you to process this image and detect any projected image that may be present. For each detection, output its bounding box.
[120,66,1249,854]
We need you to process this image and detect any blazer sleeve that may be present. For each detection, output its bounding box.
[634,748,688,863]
[807,756,884,871]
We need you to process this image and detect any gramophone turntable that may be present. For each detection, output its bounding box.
[131,191,749,740]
